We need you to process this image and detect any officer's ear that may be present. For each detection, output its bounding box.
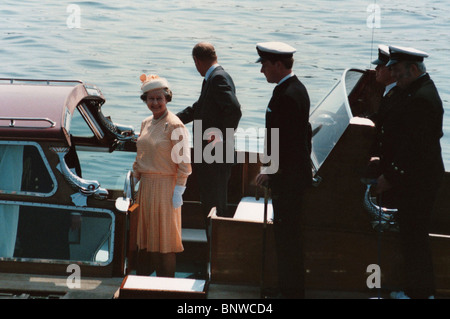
[411,63,421,74]
[274,60,284,70]
[406,62,423,77]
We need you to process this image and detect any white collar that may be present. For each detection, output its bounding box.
[383,82,397,96]
[277,72,294,86]
[205,63,220,81]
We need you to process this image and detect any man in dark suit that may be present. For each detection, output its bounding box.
[375,46,444,299]
[177,42,241,217]
[255,42,312,298]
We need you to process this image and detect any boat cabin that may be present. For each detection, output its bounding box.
[0,79,137,296]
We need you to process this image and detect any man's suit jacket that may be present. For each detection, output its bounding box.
[177,66,241,164]
[266,75,312,193]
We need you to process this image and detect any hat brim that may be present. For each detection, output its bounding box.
[255,53,292,64]
[371,58,386,66]
[385,59,399,67]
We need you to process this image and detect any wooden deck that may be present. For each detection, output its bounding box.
[4,272,448,299]
[0,273,123,299]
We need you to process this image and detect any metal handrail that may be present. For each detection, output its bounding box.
[0,117,56,128]
[0,78,82,86]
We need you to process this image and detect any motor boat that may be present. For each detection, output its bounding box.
[0,70,449,299]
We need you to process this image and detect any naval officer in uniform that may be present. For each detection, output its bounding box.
[366,45,403,180]
[374,46,444,299]
[255,42,312,298]
[371,44,399,121]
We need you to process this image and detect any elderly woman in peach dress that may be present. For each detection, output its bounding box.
[133,74,191,277]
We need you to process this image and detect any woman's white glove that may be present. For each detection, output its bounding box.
[172,185,186,209]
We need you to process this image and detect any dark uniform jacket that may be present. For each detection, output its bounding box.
[266,75,312,194]
[369,85,403,160]
[373,85,402,132]
[378,73,444,193]
[176,66,241,164]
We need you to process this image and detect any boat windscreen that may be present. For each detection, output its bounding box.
[71,104,104,140]
[309,69,364,171]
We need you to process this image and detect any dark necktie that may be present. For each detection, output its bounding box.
[201,79,207,94]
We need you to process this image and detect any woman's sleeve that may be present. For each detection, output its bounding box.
[132,121,145,180]
[171,123,192,186]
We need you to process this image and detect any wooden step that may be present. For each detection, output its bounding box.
[118,275,207,299]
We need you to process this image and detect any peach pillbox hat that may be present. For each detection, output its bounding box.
[140,74,170,94]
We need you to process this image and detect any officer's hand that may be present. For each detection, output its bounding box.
[256,173,270,187]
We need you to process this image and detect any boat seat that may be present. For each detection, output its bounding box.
[233,196,274,223]
[182,228,207,243]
